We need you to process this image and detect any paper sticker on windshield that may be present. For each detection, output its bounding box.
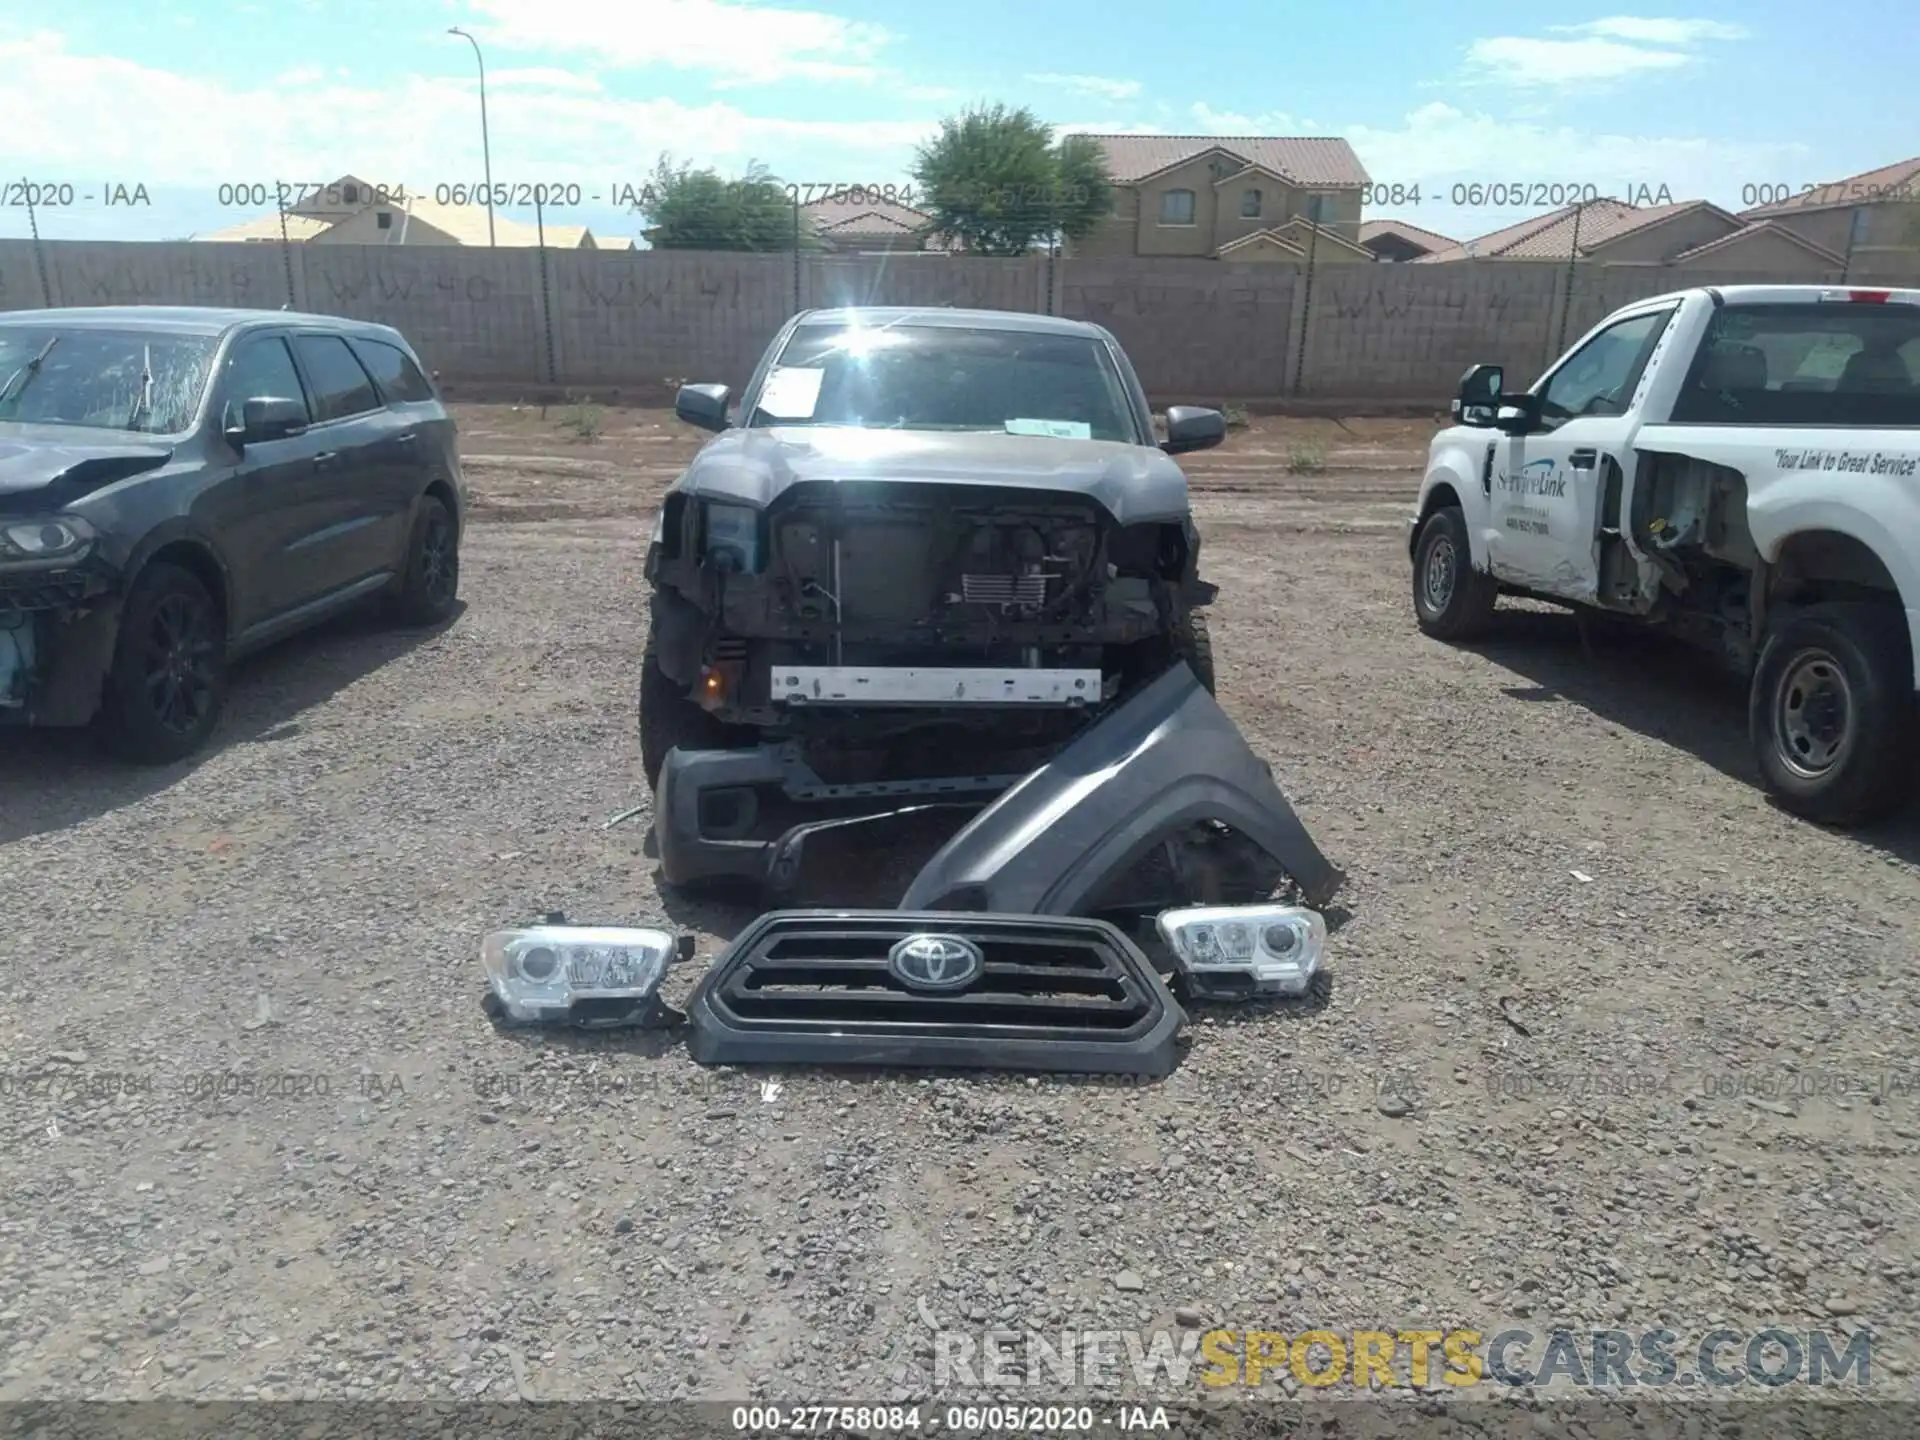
[756,366,824,421]
[1005,418,1091,439]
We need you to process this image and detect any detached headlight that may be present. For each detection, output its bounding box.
[702,503,761,573]
[481,924,684,1027]
[1,515,95,560]
[1155,904,1327,999]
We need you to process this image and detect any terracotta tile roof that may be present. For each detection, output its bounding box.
[392,198,576,247]
[196,196,594,247]
[817,211,923,238]
[1217,229,1306,258]
[802,192,929,242]
[1668,220,1847,266]
[1077,134,1370,188]
[1742,156,1920,218]
[194,213,335,242]
[1417,200,1732,261]
[1358,218,1457,251]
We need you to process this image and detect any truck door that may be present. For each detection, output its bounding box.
[1484,306,1674,602]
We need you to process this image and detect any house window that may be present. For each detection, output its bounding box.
[1303,194,1329,223]
[342,183,360,205]
[376,211,393,231]
[1159,189,1197,225]
[1241,188,1262,218]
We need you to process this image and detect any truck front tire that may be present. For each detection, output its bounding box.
[1412,506,1497,641]
[639,647,736,792]
[1749,603,1915,827]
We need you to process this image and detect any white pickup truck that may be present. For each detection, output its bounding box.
[1409,284,1920,826]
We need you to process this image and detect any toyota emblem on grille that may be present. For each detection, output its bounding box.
[887,933,985,992]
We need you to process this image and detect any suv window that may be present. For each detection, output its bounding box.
[294,334,381,421]
[1670,301,1920,426]
[1537,309,1672,429]
[221,335,308,431]
[353,338,436,403]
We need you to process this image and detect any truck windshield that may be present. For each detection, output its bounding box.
[1670,302,1920,426]
[747,321,1140,442]
[0,325,217,435]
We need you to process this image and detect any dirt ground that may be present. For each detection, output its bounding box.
[2,404,1918,1409]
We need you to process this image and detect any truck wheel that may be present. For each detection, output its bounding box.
[97,561,229,765]
[639,647,734,791]
[1749,603,1915,826]
[1177,610,1216,694]
[1412,506,1497,641]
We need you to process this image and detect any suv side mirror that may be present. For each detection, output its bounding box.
[1161,405,1227,455]
[675,383,730,433]
[227,395,308,448]
[1452,363,1504,428]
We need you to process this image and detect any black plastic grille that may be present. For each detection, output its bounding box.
[707,912,1164,1042]
[0,570,93,613]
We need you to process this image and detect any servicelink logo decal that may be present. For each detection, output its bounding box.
[1496,458,1567,497]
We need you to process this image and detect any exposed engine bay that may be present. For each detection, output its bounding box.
[1599,451,1763,668]
[646,481,1205,743]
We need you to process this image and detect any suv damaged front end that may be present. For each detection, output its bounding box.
[0,446,171,727]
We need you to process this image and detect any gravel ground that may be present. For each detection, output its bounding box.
[3,405,1919,1412]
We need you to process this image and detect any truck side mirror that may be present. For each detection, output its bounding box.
[1452,363,1504,428]
[1493,395,1543,434]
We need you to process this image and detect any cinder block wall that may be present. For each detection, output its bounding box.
[2,238,1916,404]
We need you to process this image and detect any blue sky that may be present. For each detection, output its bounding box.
[3,3,1916,247]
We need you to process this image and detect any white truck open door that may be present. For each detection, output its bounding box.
[1483,304,1677,603]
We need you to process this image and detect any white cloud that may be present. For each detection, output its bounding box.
[1345,101,1812,232]
[0,32,933,185]
[1189,102,1302,134]
[466,0,891,86]
[1560,17,1748,43]
[1054,121,1166,137]
[486,67,605,92]
[1025,73,1141,102]
[1465,14,1746,87]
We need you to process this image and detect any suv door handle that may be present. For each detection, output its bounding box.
[1568,448,1599,468]
[395,432,418,446]
[313,451,339,469]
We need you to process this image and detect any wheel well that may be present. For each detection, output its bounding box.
[142,541,230,634]
[1413,483,1462,554]
[425,478,461,535]
[1768,530,1901,608]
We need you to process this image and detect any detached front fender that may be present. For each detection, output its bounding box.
[899,663,1346,914]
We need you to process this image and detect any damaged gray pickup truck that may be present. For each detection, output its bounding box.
[477,307,1348,1079]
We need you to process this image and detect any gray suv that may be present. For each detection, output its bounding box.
[0,306,466,762]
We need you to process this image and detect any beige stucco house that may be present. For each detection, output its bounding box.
[1734,156,1920,272]
[196,174,603,248]
[801,193,943,253]
[1416,156,1920,275]
[1358,219,1457,262]
[1065,135,1372,262]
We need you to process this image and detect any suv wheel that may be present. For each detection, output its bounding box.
[98,561,228,765]
[1749,602,1914,826]
[1412,505,1498,641]
[390,496,460,626]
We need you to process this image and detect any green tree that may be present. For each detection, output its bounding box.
[912,105,1114,256]
[638,156,815,252]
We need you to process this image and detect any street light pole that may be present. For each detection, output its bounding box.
[448,26,496,246]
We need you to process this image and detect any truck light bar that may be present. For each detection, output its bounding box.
[1817,289,1915,304]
